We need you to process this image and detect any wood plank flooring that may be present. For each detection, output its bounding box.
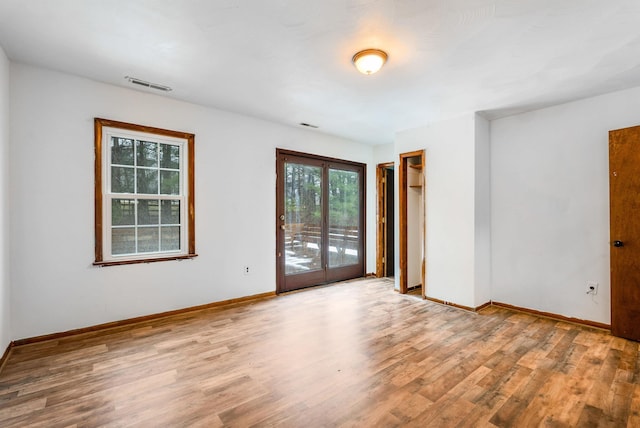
[0,277,639,427]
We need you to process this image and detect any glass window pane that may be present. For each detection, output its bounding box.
[328,169,360,268]
[160,170,180,195]
[137,169,158,194]
[161,226,180,251]
[137,199,159,225]
[112,199,135,226]
[112,227,135,255]
[284,162,323,275]
[160,144,180,169]
[138,227,159,253]
[111,166,134,193]
[111,137,134,165]
[161,200,180,224]
[136,140,158,167]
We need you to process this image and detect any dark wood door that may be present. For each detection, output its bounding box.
[276,149,365,293]
[610,126,640,340]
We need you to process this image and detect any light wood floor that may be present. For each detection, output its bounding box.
[0,278,638,427]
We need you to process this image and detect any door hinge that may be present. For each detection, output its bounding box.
[382,256,385,263]
[382,217,385,223]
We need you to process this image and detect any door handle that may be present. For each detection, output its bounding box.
[281,225,286,230]
[613,240,624,247]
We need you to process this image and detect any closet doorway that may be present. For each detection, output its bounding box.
[376,162,395,278]
[275,149,366,293]
[399,150,425,296]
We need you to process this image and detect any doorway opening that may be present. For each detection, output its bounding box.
[399,150,425,296]
[376,162,395,278]
[275,149,366,293]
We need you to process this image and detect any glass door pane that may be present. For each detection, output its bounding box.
[284,162,323,275]
[328,168,360,268]
[277,150,364,293]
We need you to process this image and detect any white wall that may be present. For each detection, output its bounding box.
[395,114,479,307]
[491,86,640,324]
[373,143,394,165]
[0,46,10,351]
[474,115,491,306]
[10,64,375,339]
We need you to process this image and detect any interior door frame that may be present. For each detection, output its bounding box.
[276,149,366,294]
[399,150,425,295]
[376,162,394,277]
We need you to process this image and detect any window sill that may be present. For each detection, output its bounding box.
[94,254,198,267]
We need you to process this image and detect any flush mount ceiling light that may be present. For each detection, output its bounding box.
[352,49,388,75]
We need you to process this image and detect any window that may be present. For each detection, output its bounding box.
[94,118,196,266]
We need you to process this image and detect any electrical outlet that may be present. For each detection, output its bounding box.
[586,281,599,295]
[243,266,250,275]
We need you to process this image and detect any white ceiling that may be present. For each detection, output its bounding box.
[1,0,640,145]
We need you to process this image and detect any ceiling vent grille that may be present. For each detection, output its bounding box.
[125,76,172,92]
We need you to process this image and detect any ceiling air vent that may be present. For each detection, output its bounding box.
[125,76,172,92]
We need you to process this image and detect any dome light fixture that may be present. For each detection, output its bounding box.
[352,49,388,75]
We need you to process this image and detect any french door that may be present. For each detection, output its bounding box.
[276,149,365,293]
